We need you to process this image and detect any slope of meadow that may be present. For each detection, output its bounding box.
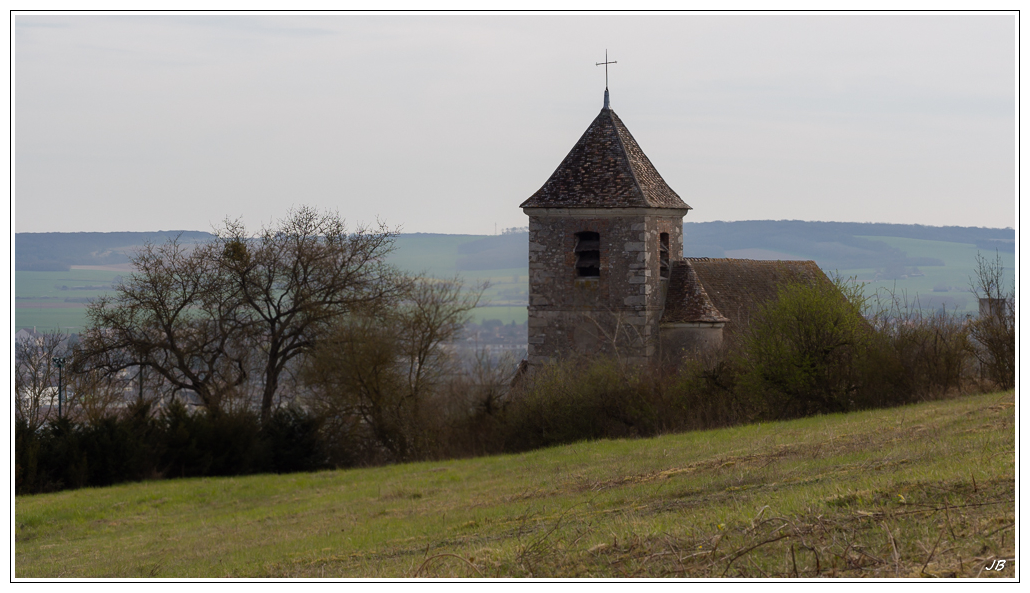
[15,391,1015,579]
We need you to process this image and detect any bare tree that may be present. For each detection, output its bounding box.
[968,250,1015,389]
[393,277,483,409]
[459,347,523,416]
[217,206,402,421]
[65,368,133,424]
[79,238,250,415]
[15,330,66,430]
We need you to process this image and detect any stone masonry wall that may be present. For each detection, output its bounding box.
[526,209,685,365]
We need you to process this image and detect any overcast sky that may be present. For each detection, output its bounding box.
[15,13,1016,235]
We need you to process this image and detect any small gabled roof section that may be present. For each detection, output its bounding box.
[662,260,729,324]
[521,97,691,210]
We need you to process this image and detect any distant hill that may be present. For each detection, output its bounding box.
[456,232,528,271]
[15,231,215,271]
[681,220,1013,274]
[446,220,1013,278]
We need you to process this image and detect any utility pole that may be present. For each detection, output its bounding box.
[53,356,66,418]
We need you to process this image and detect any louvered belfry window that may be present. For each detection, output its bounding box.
[660,233,670,279]
[574,231,601,278]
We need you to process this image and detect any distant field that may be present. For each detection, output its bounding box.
[387,235,529,323]
[15,269,123,298]
[840,236,1015,313]
[15,390,1015,578]
[15,269,126,331]
[388,234,487,277]
[13,308,96,334]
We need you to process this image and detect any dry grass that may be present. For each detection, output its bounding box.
[15,391,1015,579]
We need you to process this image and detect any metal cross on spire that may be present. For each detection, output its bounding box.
[596,50,617,89]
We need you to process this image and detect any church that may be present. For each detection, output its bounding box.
[521,88,832,366]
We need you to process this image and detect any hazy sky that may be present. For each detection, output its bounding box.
[15,13,1016,235]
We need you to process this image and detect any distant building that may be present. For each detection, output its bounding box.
[979,297,1012,320]
[521,89,836,365]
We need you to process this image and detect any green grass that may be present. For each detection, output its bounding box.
[15,391,1014,578]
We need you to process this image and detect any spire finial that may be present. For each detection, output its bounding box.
[596,50,616,109]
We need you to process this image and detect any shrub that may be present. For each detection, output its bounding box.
[735,276,874,418]
[869,292,973,400]
[666,352,749,429]
[258,406,326,474]
[14,419,42,495]
[159,400,216,478]
[422,351,519,460]
[37,418,90,493]
[502,357,659,451]
[76,416,137,487]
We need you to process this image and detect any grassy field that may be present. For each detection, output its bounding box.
[15,390,1015,579]
[15,269,122,298]
[388,234,487,277]
[14,269,125,332]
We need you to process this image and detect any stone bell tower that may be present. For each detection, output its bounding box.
[521,89,691,365]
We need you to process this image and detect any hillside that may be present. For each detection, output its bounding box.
[15,391,1015,578]
[14,221,1016,331]
[15,231,215,271]
[683,220,1013,271]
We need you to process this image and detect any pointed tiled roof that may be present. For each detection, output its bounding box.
[520,101,691,210]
